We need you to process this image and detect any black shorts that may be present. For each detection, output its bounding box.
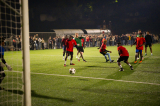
[100,50,108,55]
[145,43,152,47]
[66,51,73,56]
[78,46,84,52]
[117,56,129,62]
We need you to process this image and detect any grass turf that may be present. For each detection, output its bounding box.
[1,44,160,106]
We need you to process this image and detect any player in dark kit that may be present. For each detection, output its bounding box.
[98,40,114,63]
[117,42,133,71]
[0,37,12,90]
[64,35,77,66]
[61,35,68,60]
[145,31,153,56]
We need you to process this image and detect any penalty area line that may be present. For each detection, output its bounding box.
[30,72,160,86]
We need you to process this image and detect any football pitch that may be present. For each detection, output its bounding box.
[2,44,160,106]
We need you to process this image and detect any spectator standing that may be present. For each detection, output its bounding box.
[52,37,55,49]
[41,38,45,50]
[124,35,128,45]
[48,37,52,49]
[128,35,131,45]
[94,35,97,47]
[35,38,39,50]
[86,35,89,47]
[38,38,42,50]
[106,35,110,46]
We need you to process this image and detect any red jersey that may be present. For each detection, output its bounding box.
[62,38,68,46]
[117,46,129,57]
[100,43,106,52]
[66,39,77,52]
[135,37,146,50]
[81,39,84,47]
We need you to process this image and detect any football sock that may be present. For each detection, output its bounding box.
[128,64,131,66]
[119,65,122,68]
[70,60,72,64]
[64,61,66,64]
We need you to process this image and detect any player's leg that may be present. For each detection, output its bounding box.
[76,51,79,58]
[117,57,124,71]
[149,44,153,55]
[134,49,138,63]
[139,50,143,63]
[0,66,5,90]
[100,51,108,62]
[145,44,147,55]
[76,47,79,58]
[64,52,69,66]
[79,52,87,62]
[106,52,114,63]
[137,52,139,60]
[70,52,75,65]
[123,57,133,70]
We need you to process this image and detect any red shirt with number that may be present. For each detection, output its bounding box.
[135,37,146,50]
[117,46,129,57]
[66,39,77,52]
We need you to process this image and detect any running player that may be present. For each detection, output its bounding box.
[131,33,146,63]
[75,34,87,62]
[98,40,114,63]
[61,35,68,60]
[117,42,133,71]
[64,35,77,66]
[145,31,153,56]
[0,37,12,90]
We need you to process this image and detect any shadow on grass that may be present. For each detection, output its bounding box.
[5,90,75,102]
[81,57,150,93]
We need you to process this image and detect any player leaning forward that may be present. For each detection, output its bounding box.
[64,35,77,66]
[99,40,114,63]
[117,42,133,71]
[0,37,12,90]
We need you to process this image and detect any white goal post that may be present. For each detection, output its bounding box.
[21,0,31,106]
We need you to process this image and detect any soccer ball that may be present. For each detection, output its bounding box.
[69,68,76,74]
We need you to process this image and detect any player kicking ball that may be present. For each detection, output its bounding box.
[98,40,114,63]
[131,33,146,63]
[117,42,133,71]
[64,35,77,66]
[0,37,12,90]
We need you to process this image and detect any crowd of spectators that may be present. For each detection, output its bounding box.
[4,32,160,51]
[44,32,160,50]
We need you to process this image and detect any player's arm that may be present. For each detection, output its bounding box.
[118,50,121,56]
[131,40,137,47]
[106,50,112,53]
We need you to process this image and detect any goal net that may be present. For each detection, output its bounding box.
[0,0,31,106]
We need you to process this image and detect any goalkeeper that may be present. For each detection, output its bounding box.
[98,40,114,63]
[0,37,12,90]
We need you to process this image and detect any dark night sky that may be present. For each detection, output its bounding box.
[29,0,160,35]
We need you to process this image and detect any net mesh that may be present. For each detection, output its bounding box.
[0,0,23,105]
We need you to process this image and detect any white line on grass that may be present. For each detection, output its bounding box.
[11,71,160,86]
[30,54,135,57]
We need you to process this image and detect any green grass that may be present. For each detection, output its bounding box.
[1,44,160,106]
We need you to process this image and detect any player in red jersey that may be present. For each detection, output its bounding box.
[64,35,77,66]
[117,42,133,71]
[98,40,114,63]
[131,33,146,63]
[61,35,68,60]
